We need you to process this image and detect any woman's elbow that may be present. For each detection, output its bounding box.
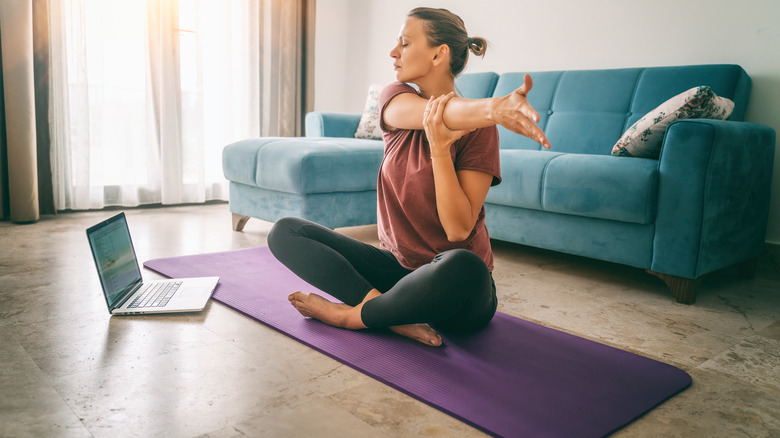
[444,227,472,243]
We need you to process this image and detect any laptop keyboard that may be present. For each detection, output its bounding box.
[128,281,183,308]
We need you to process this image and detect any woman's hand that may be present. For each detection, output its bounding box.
[490,74,552,149]
[423,92,472,157]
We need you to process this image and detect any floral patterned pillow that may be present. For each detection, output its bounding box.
[354,84,383,140]
[612,86,734,158]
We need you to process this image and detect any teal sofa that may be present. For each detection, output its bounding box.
[222,64,775,304]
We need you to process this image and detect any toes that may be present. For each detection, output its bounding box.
[424,327,443,347]
[288,292,307,313]
[426,333,443,347]
[390,324,444,347]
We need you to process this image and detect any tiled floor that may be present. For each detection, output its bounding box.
[1,203,778,437]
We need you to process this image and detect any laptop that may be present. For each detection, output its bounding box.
[87,212,218,315]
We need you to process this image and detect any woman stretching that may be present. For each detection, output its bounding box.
[268,7,550,346]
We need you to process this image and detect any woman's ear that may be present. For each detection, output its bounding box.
[432,44,449,66]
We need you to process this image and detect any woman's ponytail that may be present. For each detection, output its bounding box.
[468,36,487,58]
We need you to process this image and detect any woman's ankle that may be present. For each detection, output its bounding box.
[348,289,382,329]
[342,304,368,330]
[361,289,382,304]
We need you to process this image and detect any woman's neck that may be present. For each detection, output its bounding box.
[416,76,456,99]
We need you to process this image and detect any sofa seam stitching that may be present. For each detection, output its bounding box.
[544,72,565,142]
[624,67,646,132]
[254,138,287,187]
[695,122,718,279]
[540,154,562,210]
[647,160,658,225]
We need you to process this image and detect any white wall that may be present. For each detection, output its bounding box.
[314,0,780,243]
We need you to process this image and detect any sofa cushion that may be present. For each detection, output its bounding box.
[492,69,642,154]
[481,65,751,156]
[355,84,383,140]
[485,150,563,209]
[492,71,563,151]
[541,155,659,224]
[486,151,658,225]
[626,64,750,123]
[223,137,383,195]
[305,112,361,138]
[455,72,499,99]
[612,86,735,158]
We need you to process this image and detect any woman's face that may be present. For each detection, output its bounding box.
[389,17,437,83]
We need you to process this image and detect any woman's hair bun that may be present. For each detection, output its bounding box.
[468,36,487,57]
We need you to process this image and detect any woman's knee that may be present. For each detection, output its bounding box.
[268,217,288,250]
[268,217,307,254]
[427,250,491,303]
[432,249,488,279]
[429,249,496,332]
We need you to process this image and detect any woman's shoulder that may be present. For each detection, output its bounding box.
[379,82,419,105]
[382,81,417,93]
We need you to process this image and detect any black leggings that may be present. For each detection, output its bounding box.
[267,217,497,333]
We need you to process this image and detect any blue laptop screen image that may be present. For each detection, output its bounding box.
[87,213,143,308]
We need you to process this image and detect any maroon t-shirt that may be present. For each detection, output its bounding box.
[377,81,501,271]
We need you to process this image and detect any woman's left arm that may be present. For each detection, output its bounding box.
[424,93,495,242]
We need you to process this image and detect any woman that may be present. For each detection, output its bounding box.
[268,7,550,346]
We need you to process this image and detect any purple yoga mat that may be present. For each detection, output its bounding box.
[144,246,690,437]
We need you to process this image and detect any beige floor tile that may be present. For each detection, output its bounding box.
[14,310,224,377]
[2,203,779,437]
[614,368,780,437]
[199,397,393,438]
[52,340,295,438]
[758,320,780,341]
[0,325,90,438]
[329,381,487,437]
[698,335,780,391]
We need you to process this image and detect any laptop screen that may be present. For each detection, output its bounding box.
[86,212,143,309]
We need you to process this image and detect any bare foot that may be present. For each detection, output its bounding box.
[288,291,366,329]
[288,290,443,347]
[390,323,443,347]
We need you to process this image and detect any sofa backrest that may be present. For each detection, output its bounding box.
[455,65,752,155]
[455,72,500,99]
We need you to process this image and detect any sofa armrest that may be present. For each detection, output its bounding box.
[305,111,361,138]
[652,119,776,279]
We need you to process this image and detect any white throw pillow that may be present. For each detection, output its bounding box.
[354,84,383,140]
[612,86,734,158]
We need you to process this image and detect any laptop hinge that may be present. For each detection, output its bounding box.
[111,281,143,311]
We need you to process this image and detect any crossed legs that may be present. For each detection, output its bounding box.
[268,217,496,346]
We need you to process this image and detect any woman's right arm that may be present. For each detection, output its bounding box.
[383,74,552,149]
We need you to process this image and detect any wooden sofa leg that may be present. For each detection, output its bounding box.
[734,257,758,279]
[232,213,250,232]
[646,270,702,304]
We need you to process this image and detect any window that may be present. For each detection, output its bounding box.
[49,0,303,209]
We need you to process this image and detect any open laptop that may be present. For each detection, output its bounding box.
[87,212,218,315]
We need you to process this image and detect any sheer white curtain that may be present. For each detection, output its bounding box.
[48,0,274,209]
